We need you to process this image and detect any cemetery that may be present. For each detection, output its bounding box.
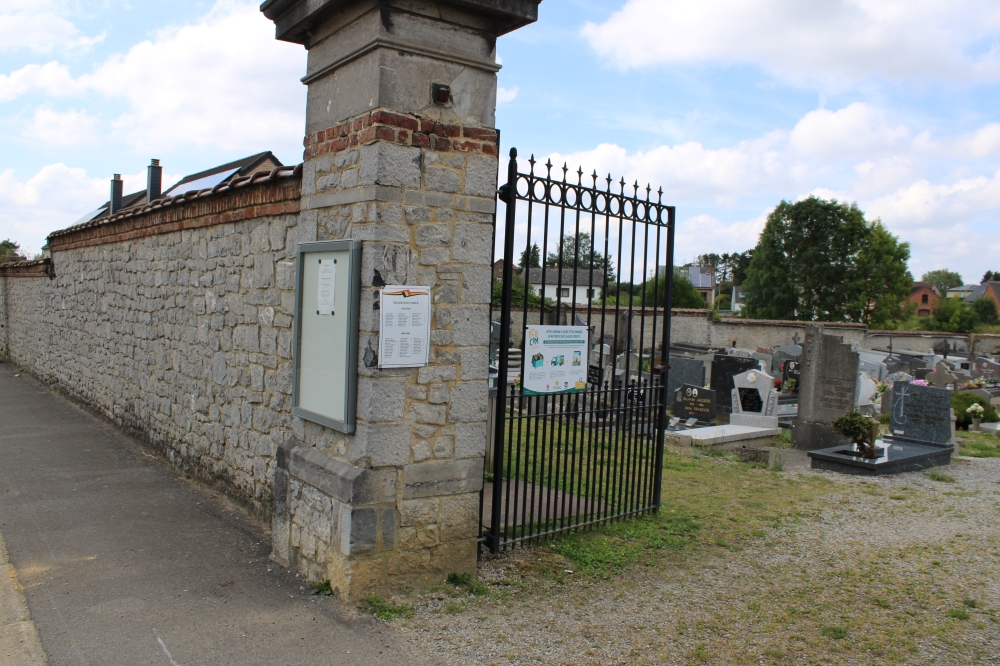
[3,0,1000,664]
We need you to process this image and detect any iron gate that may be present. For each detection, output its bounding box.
[481,148,676,553]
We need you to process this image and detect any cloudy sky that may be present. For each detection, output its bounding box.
[3,0,1000,284]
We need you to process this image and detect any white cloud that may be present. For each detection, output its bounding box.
[22,107,99,148]
[544,132,793,204]
[2,0,307,157]
[0,5,105,54]
[497,86,519,104]
[790,103,911,160]
[0,61,79,103]
[582,0,1000,88]
[0,164,182,255]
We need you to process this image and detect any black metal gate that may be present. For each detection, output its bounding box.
[481,148,676,553]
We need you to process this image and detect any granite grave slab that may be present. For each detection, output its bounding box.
[710,354,758,412]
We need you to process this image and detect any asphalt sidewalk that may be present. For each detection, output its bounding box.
[0,362,433,666]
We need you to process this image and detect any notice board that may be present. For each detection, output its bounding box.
[292,240,362,433]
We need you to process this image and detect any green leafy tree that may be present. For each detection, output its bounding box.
[0,239,21,259]
[922,269,963,296]
[742,197,910,323]
[931,297,979,333]
[855,221,913,329]
[972,297,1000,325]
[491,272,549,309]
[983,271,999,283]
[518,243,540,272]
[639,268,705,309]
[544,232,614,284]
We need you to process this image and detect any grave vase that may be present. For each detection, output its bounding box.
[973,418,982,431]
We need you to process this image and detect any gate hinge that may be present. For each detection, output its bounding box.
[497,183,511,204]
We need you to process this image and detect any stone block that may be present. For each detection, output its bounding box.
[439,493,480,542]
[403,458,484,499]
[412,440,432,462]
[464,155,499,198]
[462,265,492,304]
[452,224,491,264]
[451,306,488,346]
[454,422,487,459]
[340,506,377,556]
[426,167,461,193]
[449,381,488,423]
[428,384,449,404]
[433,436,454,458]
[349,423,411,467]
[417,366,457,384]
[359,143,421,189]
[410,403,447,425]
[381,508,397,551]
[415,225,452,247]
[459,347,488,380]
[400,497,439,527]
[356,377,406,422]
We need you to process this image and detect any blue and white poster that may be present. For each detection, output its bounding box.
[522,325,589,395]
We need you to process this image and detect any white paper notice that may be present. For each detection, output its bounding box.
[379,286,431,368]
[317,259,336,315]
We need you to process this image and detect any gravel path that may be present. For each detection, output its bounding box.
[393,453,1000,665]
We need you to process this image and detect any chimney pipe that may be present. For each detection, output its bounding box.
[110,174,123,215]
[147,159,162,203]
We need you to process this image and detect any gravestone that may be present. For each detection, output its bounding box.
[775,344,803,355]
[972,357,1000,380]
[710,354,758,412]
[856,375,878,407]
[756,346,775,355]
[729,348,753,358]
[753,351,773,373]
[859,360,887,381]
[888,381,953,445]
[730,369,779,428]
[900,354,927,371]
[914,368,931,381]
[926,362,959,389]
[782,359,801,389]
[666,356,707,404]
[791,325,860,450]
[673,384,717,422]
[885,371,913,387]
[884,356,912,375]
[771,350,801,376]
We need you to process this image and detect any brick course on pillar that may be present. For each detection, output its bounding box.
[262,0,540,598]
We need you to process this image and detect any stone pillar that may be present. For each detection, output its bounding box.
[262,0,540,599]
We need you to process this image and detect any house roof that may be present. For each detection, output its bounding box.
[911,281,939,295]
[526,267,605,287]
[685,265,715,289]
[965,284,989,302]
[948,284,979,295]
[76,152,284,227]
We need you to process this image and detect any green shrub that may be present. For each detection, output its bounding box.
[952,391,999,430]
[831,411,879,457]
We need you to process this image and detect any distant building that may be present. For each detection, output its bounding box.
[526,267,603,306]
[731,286,745,313]
[947,284,979,300]
[492,259,505,279]
[683,264,716,306]
[908,282,940,318]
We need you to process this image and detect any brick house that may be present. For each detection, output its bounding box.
[908,282,939,318]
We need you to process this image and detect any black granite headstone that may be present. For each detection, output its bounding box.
[710,354,758,412]
[673,384,717,422]
[782,360,801,387]
[588,365,603,386]
[914,368,931,381]
[666,356,707,404]
[771,350,800,376]
[888,381,952,444]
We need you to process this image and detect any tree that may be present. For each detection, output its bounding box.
[855,221,913,329]
[518,243,540,272]
[983,271,999,283]
[728,250,754,285]
[0,239,21,259]
[972,297,1000,325]
[931,297,979,333]
[922,269,963,296]
[544,232,615,284]
[742,197,910,323]
[639,268,706,309]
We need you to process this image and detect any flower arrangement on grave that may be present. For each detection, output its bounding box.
[831,411,882,458]
[874,381,889,398]
[952,392,998,430]
[783,378,798,392]
[967,403,985,417]
[911,379,929,386]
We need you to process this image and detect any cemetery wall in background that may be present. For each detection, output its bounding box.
[507,308,992,356]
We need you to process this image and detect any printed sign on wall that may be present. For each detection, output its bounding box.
[379,286,431,368]
[522,325,589,395]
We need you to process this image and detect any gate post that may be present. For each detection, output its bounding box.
[262,0,541,599]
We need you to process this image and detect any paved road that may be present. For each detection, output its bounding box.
[0,363,431,666]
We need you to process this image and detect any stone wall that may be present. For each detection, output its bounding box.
[0,173,304,509]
